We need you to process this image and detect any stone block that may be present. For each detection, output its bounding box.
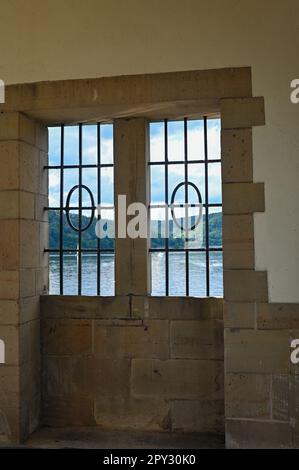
[223,302,255,329]
[0,366,20,408]
[42,319,92,356]
[170,320,223,359]
[0,220,19,270]
[225,373,270,419]
[171,400,224,434]
[221,97,265,129]
[42,396,95,427]
[0,191,19,219]
[272,375,289,421]
[20,296,39,323]
[35,194,48,222]
[223,214,254,269]
[35,267,48,295]
[19,142,39,193]
[19,114,36,146]
[131,359,223,400]
[225,329,290,373]
[0,271,19,300]
[226,419,292,449]
[20,220,39,268]
[223,182,265,215]
[131,296,223,320]
[0,300,19,324]
[0,112,19,141]
[95,397,171,432]
[38,151,48,196]
[94,319,169,359]
[35,123,48,152]
[221,129,253,183]
[20,191,35,219]
[257,303,299,329]
[0,142,19,190]
[40,295,130,319]
[224,270,268,302]
[20,268,36,298]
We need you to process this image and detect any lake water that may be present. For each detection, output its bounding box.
[49,251,223,297]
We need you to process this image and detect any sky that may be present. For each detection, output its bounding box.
[48,118,221,223]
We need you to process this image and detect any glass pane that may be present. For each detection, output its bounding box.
[209,251,223,297]
[64,125,79,165]
[49,254,60,294]
[189,251,207,297]
[63,252,78,295]
[81,213,97,250]
[64,168,78,206]
[168,120,184,161]
[169,252,186,296]
[97,208,115,250]
[150,207,166,249]
[48,127,61,166]
[100,254,115,295]
[49,210,60,250]
[101,124,113,164]
[187,119,204,161]
[48,169,60,207]
[207,118,221,160]
[82,124,97,165]
[188,163,205,204]
[151,252,166,296]
[168,164,184,203]
[150,165,165,204]
[209,210,222,248]
[82,168,97,206]
[150,122,164,162]
[82,253,97,295]
[208,162,222,204]
[101,167,114,205]
[63,211,78,250]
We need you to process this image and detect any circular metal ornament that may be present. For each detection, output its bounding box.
[65,184,95,232]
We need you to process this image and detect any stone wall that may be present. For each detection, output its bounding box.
[0,112,48,442]
[41,296,224,434]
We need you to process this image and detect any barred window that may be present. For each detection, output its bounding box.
[47,123,115,295]
[149,117,223,297]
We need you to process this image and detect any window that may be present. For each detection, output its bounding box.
[47,117,222,298]
[149,117,223,297]
[46,123,115,295]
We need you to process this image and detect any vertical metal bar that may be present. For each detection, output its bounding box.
[59,125,64,295]
[97,123,101,295]
[78,124,82,295]
[204,117,210,296]
[184,118,189,296]
[164,119,169,296]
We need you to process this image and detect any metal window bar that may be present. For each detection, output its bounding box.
[45,123,114,296]
[149,117,222,297]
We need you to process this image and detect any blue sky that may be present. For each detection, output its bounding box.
[48,119,221,220]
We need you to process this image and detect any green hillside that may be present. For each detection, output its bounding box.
[49,210,222,249]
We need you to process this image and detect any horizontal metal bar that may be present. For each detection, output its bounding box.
[149,247,223,253]
[45,206,114,211]
[149,159,221,165]
[45,163,113,170]
[46,249,115,253]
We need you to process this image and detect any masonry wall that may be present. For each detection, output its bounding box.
[0,112,48,442]
[41,296,224,434]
